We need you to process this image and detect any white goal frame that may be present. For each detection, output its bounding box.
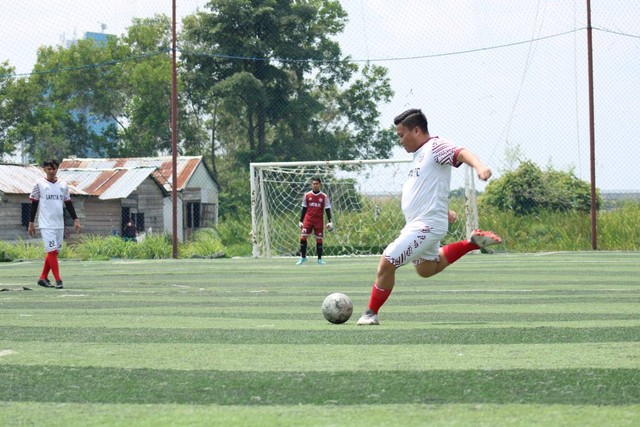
[250,159,478,258]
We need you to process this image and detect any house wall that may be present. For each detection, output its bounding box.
[132,178,165,234]
[81,198,121,236]
[163,196,184,242]
[191,164,219,204]
[0,193,29,241]
[186,163,219,228]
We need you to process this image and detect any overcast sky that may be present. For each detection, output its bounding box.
[2,1,638,191]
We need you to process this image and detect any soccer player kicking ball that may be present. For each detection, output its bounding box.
[356,109,502,325]
[296,176,333,265]
[28,159,81,289]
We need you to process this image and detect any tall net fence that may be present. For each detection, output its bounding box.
[1,1,639,251]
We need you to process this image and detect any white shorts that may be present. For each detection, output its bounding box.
[383,221,447,268]
[41,228,64,253]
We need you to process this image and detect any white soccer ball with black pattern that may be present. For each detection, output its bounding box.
[321,292,353,324]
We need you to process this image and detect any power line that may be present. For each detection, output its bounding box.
[2,26,638,79]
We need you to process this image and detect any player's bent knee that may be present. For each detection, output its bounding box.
[415,262,439,278]
[377,256,396,275]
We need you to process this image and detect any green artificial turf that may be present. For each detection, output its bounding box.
[1,252,639,426]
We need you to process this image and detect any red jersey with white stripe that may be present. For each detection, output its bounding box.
[302,191,331,223]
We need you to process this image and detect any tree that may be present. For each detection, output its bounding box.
[180,0,394,167]
[116,15,175,156]
[2,16,176,163]
[0,62,18,158]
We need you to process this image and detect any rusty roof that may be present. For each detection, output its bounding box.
[1,156,212,199]
[0,163,86,196]
[60,156,208,192]
[57,167,162,200]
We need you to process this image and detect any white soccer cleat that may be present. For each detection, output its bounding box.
[469,229,503,249]
[356,309,380,325]
[296,257,307,265]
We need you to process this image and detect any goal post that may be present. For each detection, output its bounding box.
[250,159,478,258]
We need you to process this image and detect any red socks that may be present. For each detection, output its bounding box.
[442,240,480,265]
[40,256,51,280]
[45,251,61,281]
[368,283,392,314]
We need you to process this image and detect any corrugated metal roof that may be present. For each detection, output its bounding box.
[60,156,206,191]
[2,156,210,198]
[57,167,159,200]
[0,164,86,196]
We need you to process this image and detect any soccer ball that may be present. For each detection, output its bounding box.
[321,292,353,324]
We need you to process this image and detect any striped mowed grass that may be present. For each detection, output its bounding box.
[1,252,639,426]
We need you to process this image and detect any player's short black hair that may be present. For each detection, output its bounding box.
[394,108,429,133]
[43,159,59,169]
[311,176,322,184]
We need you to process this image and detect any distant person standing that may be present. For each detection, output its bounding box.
[296,177,333,265]
[28,159,81,289]
[122,219,137,242]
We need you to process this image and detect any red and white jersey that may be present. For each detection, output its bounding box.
[302,191,331,223]
[401,136,463,227]
[29,178,71,229]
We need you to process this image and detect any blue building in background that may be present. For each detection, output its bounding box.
[76,30,117,157]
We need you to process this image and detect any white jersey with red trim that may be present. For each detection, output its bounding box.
[29,178,71,229]
[401,136,463,227]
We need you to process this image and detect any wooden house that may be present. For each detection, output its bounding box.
[0,156,219,243]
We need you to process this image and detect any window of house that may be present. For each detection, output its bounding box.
[21,203,30,227]
[131,213,145,231]
[186,202,201,228]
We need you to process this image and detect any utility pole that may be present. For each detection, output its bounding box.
[586,0,597,249]
[171,0,179,258]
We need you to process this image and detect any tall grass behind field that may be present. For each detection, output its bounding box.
[0,239,78,260]
[598,202,640,249]
[480,203,640,252]
[1,203,639,259]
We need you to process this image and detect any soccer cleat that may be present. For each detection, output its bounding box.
[469,229,503,249]
[37,278,53,288]
[55,280,64,289]
[317,259,326,265]
[356,309,380,326]
[296,257,307,265]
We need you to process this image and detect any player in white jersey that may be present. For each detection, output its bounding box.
[357,109,502,325]
[28,159,81,289]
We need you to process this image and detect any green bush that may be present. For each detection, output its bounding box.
[214,217,252,257]
[482,161,600,215]
[180,229,226,258]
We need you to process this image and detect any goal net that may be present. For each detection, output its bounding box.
[250,159,478,258]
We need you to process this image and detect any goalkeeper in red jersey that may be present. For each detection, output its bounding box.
[296,177,333,265]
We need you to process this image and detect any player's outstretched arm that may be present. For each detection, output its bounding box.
[457,149,492,181]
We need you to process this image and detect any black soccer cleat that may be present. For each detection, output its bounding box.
[37,278,54,288]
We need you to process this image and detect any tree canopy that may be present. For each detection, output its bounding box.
[1,1,394,169]
[179,0,394,165]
